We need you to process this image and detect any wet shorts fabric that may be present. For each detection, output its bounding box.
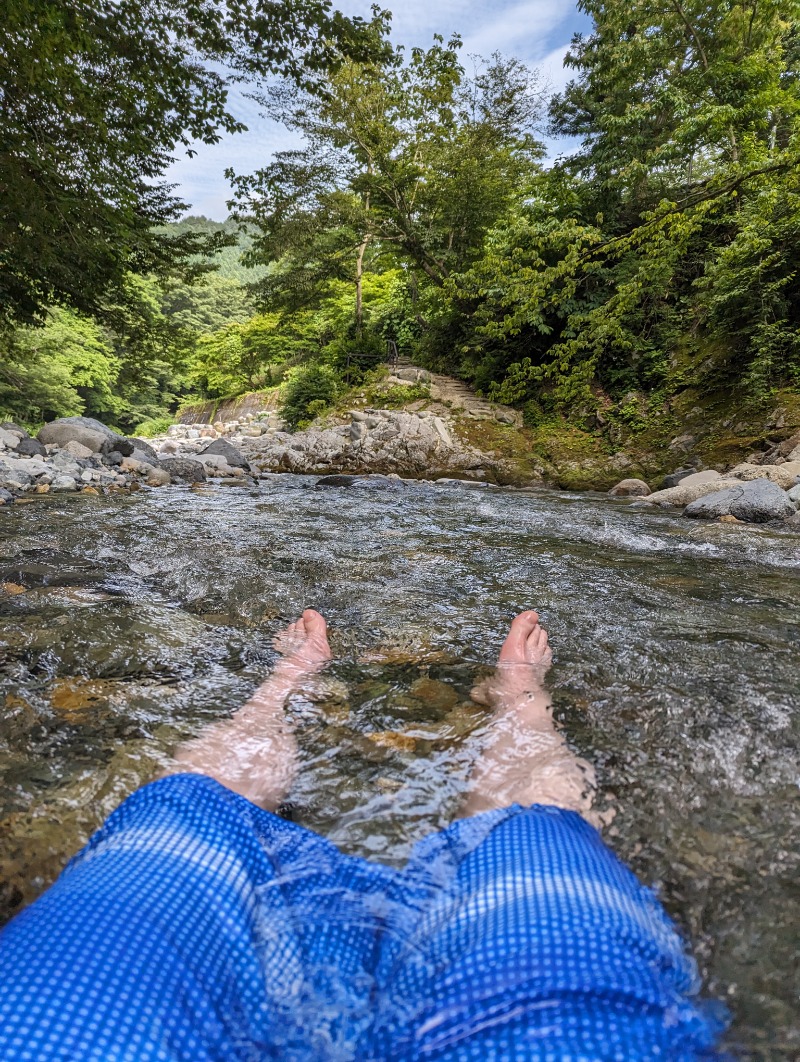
[0,773,724,1060]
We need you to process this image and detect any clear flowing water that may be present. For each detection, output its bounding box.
[0,477,798,1058]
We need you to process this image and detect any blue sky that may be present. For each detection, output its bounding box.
[166,0,589,219]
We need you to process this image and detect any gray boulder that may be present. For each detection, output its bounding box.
[158,457,206,482]
[37,416,134,456]
[130,438,160,465]
[0,458,32,489]
[38,421,108,454]
[130,446,161,468]
[1,422,28,438]
[15,437,47,458]
[200,438,250,470]
[661,467,695,490]
[683,479,795,523]
[786,482,800,504]
[608,478,651,497]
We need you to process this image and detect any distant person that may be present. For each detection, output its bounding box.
[0,609,724,1059]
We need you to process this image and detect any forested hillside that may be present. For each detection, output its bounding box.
[3,0,798,447]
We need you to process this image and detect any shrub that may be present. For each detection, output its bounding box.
[280,364,340,429]
[134,415,174,437]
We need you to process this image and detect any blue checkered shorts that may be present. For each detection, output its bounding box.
[0,774,724,1060]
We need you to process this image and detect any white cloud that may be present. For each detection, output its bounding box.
[165,0,587,218]
[462,0,572,59]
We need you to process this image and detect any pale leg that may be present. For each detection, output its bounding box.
[169,609,331,809]
[463,611,599,823]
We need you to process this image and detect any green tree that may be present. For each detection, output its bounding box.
[1,0,379,328]
[0,309,120,425]
[230,33,544,333]
[449,0,800,409]
[161,273,255,334]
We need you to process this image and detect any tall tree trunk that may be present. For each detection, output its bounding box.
[355,234,368,335]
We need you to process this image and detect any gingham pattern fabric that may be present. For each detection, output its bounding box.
[0,774,724,1060]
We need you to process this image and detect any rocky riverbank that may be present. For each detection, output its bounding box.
[2,363,799,528]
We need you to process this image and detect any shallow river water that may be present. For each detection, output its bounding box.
[0,477,798,1058]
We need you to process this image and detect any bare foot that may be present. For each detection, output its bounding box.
[273,608,332,680]
[464,611,602,824]
[473,610,552,707]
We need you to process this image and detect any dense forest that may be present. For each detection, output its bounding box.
[2,0,799,436]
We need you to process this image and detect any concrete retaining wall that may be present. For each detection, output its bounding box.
[178,390,280,425]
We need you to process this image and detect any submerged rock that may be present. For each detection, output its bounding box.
[315,475,362,488]
[683,479,795,523]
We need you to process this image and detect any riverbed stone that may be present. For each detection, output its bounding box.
[38,416,134,456]
[728,461,800,490]
[0,428,22,450]
[661,467,696,489]
[683,479,795,523]
[645,475,742,507]
[38,422,108,454]
[0,459,32,489]
[315,474,361,488]
[608,478,651,497]
[198,454,235,476]
[145,466,171,487]
[199,438,250,470]
[50,474,78,492]
[158,457,206,482]
[1,422,28,439]
[62,440,94,460]
[14,438,47,458]
[787,483,800,504]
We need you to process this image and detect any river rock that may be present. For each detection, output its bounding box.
[145,466,171,487]
[14,438,47,458]
[128,447,158,468]
[50,474,78,492]
[198,454,235,476]
[0,458,32,489]
[38,416,135,456]
[683,479,795,522]
[608,478,651,497]
[199,438,250,470]
[728,461,800,490]
[0,428,22,450]
[38,422,107,454]
[120,456,149,474]
[315,475,362,488]
[1,422,28,439]
[661,467,697,489]
[129,438,160,465]
[786,483,800,504]
[158,457,206,482]
[62,439,94,460]
[645,476,742,507]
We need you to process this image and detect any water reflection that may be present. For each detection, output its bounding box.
[0,479,798,1056]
